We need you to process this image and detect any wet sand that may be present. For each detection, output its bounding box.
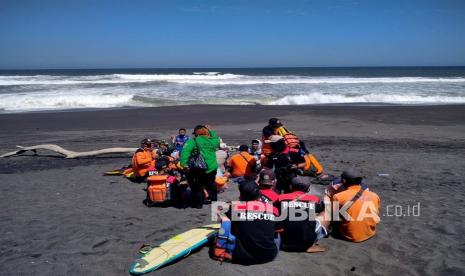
[1,105,465,275]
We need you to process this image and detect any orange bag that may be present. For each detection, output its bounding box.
[147,175,170,203]
[303,154,324,176]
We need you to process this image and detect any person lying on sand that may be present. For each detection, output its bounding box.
[278,176,329,253]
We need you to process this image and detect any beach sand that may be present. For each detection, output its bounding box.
[1,105,465,275]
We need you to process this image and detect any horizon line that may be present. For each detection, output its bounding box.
[1,65,465,71]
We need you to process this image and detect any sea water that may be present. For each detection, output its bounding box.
[0,67,464,113]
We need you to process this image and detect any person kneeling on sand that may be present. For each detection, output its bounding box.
[278,176,329,253]
[131,138,156,180]
[213,180,282,265]
[329,169,381,242]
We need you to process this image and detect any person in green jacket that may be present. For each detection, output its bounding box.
[180,125,220,208]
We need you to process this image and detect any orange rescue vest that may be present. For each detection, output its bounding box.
[147,175,171,203]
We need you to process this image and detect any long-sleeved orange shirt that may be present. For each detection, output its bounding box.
[131,149,155,177]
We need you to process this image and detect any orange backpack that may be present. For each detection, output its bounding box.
[303,154,324,176]
[147,175,171,204]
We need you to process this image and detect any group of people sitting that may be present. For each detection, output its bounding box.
[127,118,381,265]
[128,125,228,208]
[213,168,380,265]
[210,118,381,265]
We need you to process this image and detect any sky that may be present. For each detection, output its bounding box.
[0,0,465,69]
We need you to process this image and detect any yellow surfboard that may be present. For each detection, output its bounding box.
[129,224,220,275]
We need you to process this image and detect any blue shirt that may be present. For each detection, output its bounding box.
[174,135,190,152]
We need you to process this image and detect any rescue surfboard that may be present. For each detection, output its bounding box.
[129,224,220,275]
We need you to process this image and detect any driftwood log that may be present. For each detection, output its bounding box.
[0,144,137,159]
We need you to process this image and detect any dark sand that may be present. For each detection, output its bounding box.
[1,105,465,275]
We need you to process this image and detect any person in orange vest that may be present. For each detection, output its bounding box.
[227,145,257,179]
[261,117,307,167]
[131,138,156,179]
[267,118,308,154]
[330,169,381,242]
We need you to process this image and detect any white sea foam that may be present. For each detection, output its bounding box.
[1,74,465,86]
[1,72,465,113]
[0,73,243,86]
[193,72,220,75]
[271,93,465,105]
[0,92,136,112]
[171,76,465,85]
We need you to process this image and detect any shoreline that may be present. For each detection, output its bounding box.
[2,102,465,115]
[2,104,465,133]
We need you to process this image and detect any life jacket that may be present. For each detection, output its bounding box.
[147,175,175,204]
[283,133,300,149]
[211,217,236,262]
[303,154,323,176]
[276,126,301,150]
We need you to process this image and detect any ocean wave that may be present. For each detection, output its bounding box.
[1,74,465,86]
[271,93,465,105]
[0,73,243,86]
[193,72,220,75]
[1,72,465,113]
[0,92,136,112]
[171,77,465,85]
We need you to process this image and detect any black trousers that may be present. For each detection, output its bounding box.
[187,169,217,207]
